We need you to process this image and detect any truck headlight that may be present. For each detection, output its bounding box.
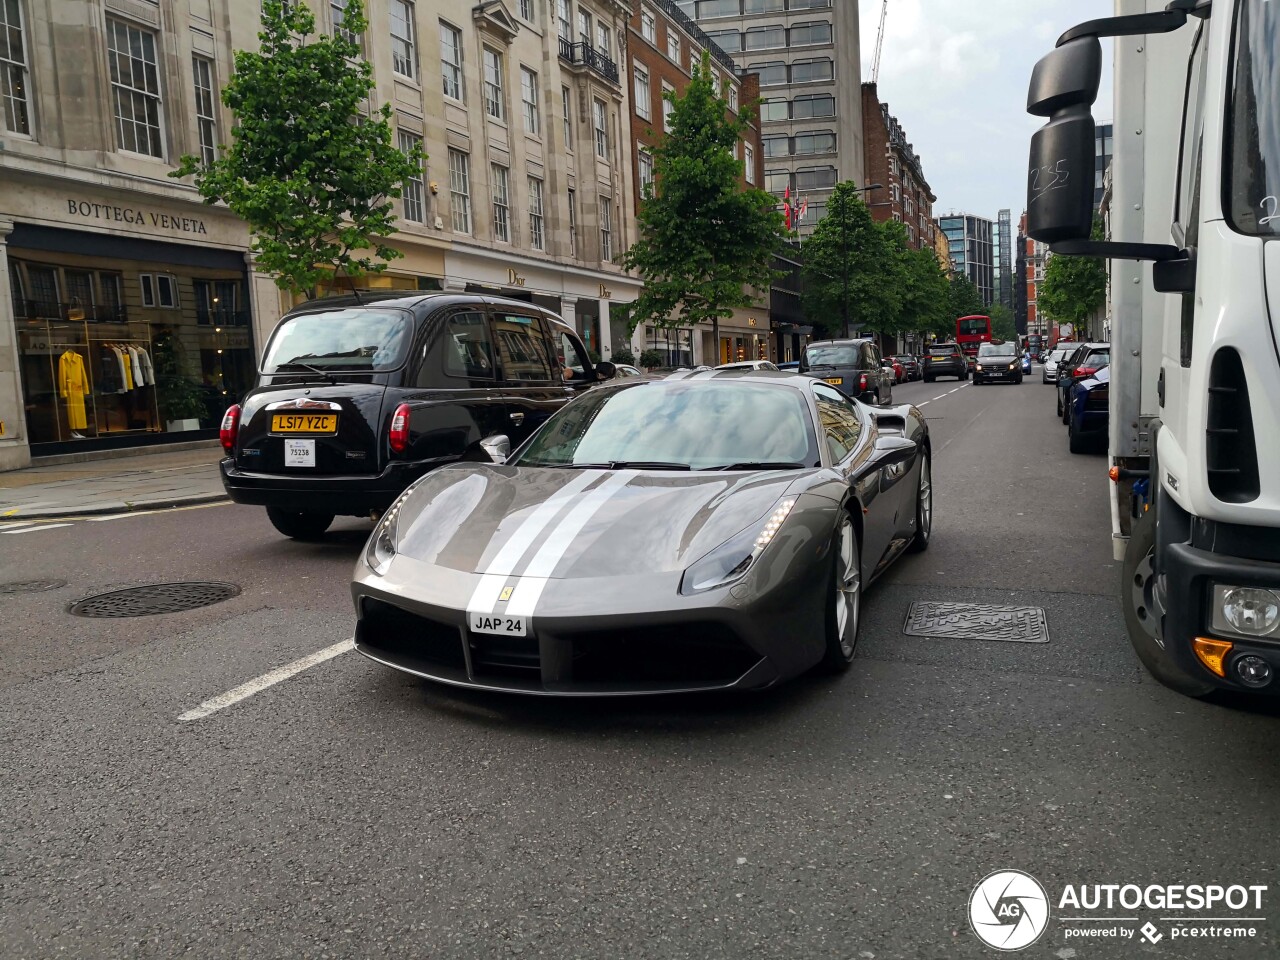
[1211,585,1280,639]
[680,498,796,595]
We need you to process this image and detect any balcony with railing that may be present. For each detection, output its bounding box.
[557,38,620,85]
[196,308,251,327]
[650,0,740,75]
[13,299,129,323]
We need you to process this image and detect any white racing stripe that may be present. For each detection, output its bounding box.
[466,470,600,615]
[178,638,354,722]
[503,470,638,618]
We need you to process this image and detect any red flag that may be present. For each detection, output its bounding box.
[784,202,792,231]
[784,184,791,202]
[798,198,808,222]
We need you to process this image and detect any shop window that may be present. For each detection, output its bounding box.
[140,273,179,309]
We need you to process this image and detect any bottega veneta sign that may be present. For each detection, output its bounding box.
[66,200,209,235]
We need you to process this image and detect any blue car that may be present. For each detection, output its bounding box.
[1067,366,1109,454]
[777,360,801,371]
[1021,352,1033,375]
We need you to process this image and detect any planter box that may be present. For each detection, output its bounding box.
[166,419,202,433]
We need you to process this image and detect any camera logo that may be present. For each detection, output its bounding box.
[969,870,1050,951]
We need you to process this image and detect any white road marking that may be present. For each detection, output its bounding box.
[178,638,355,722]
[949,389,962,395]
[3,523,73,534]
[0,521,37,531]
[917,400,930,406]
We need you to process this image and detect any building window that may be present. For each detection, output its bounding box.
[448,148,472,233]
[483,47,504,119]
[331,0,357,46]
[792,93,835,119]
[640,8,656,43]
[764,169,791,193]
[793,130,835,155]
[704,29,741,53]
[661,82,674,133]
[440,22,463,100]
[520,66,539,134]
[790,58,834,83]
[398,130,425,222]
[744,25,785,50]
[390,0,416,79]
[557,0,570,40]
[743,142,755,184]
[1,0,32,135]
[567,187,577,255]
[596,23,611,57]
[666,31,679,64]
[795,165,837,190]
[638,148,653,192]
[760,98,788,122]
[106,19,164,158]
[699,0,741,15]
[141,273,180,309]
[728,85,738,112]
[600,198,613,261]
[762,136,788,158]
[592,97,607,157]
[192,56,218,165]
[562,85,572,147]
[747,61,787,86]
[633,64,650,120]
[788,21,832,46]
[518,0,534,22]
[528,177,545,250]
[491,163,510,241]
[577,10,592,47]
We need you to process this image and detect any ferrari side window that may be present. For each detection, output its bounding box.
[813,383,862,462]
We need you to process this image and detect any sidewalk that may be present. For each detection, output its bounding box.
[0,446,227,520]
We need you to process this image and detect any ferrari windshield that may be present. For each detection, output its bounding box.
[513,381,820,469]
[262,309,412,372]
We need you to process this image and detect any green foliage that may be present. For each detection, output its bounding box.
[151,331,207,422]
[946,274,986,328]
[171,0,422,298]
[988,303,1017,342]
[899,246,953,339]
[800,183,902,338]
[1038,215,1107,325]
[609,346,636,365]
[639,349,665,369]
[622,52,784,333]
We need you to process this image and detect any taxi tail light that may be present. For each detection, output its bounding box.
[858,373,867,392]
[219,404,240,453]
[389,403,411,454]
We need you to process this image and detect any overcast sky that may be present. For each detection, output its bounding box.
[857,0,1114,220]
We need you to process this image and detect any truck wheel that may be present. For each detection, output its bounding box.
[1122,505,1215,698]
[266,507,335,541]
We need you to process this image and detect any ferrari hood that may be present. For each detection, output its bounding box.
[393,464,811,578]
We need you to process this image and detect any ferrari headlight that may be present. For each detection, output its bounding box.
[365,488,414,576]
[680,498,796,596]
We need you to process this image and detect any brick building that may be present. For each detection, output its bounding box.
[626,0,767,365]
[860,83,936,251]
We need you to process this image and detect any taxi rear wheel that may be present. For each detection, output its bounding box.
[266,507,335,540]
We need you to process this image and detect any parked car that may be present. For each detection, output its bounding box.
[1067,366,1110,454]
[1056,342,1110,422]
[715,359,779,371]
[1042,347,1072,384]
[777,361,801,371]
[973,341,1023,384]
[353,370,933,694]
[921,342,968,382]
[893,355,922,381]
[799,338,894,405]
[615,364,644,378]
[218,292,614,539]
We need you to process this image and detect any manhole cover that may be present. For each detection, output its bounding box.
[0,579,67,595]
[69,582,240,618]
[903,601,1049,643]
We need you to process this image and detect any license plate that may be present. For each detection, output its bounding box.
[284,438,315,467]
[824,377,843,385]
[469,612,528,637]
[271,413,338,434]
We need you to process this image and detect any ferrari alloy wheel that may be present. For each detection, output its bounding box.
[821,516,862,672]
[907,452,932,553]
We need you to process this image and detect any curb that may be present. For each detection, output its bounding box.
[2,492,231,521]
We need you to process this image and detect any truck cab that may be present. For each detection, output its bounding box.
[1025,0,1280,697]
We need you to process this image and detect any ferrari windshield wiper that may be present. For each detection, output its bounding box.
[704,461,807,471]
[275,361,337,384]
[562,461,692,471]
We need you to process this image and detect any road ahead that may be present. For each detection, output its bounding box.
[2,372,1278,959]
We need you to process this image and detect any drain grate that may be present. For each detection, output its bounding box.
[70,582,240,618]
[904,601,1049,644]
[0,579,67,595]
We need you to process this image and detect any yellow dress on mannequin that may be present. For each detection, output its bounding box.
[59,350,90,431]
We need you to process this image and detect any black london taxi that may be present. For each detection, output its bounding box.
[219,292,614,538]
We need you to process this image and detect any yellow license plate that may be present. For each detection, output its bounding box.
[271,413,338,434]
[824,377,843,385]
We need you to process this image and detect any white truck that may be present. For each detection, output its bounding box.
[1025,0,1280,698]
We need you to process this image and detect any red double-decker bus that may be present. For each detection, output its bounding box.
[956,315,992,360]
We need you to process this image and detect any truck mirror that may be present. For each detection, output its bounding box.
[1025,38,1101,245]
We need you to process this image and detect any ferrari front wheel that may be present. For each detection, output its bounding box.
[907,451,932,553]
[821,515,862,672]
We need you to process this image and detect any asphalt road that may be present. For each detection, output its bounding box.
[2,370,1278,959]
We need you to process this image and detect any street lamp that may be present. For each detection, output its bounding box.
[842,183,884,339]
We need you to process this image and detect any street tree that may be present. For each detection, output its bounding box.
[897,244,952,342]
[801,183,900,339]
[1038,215,1107,329]
[988,303,1017,342]
[622,53,784,348]
[946,274,986,332]
[171,0,422,299]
